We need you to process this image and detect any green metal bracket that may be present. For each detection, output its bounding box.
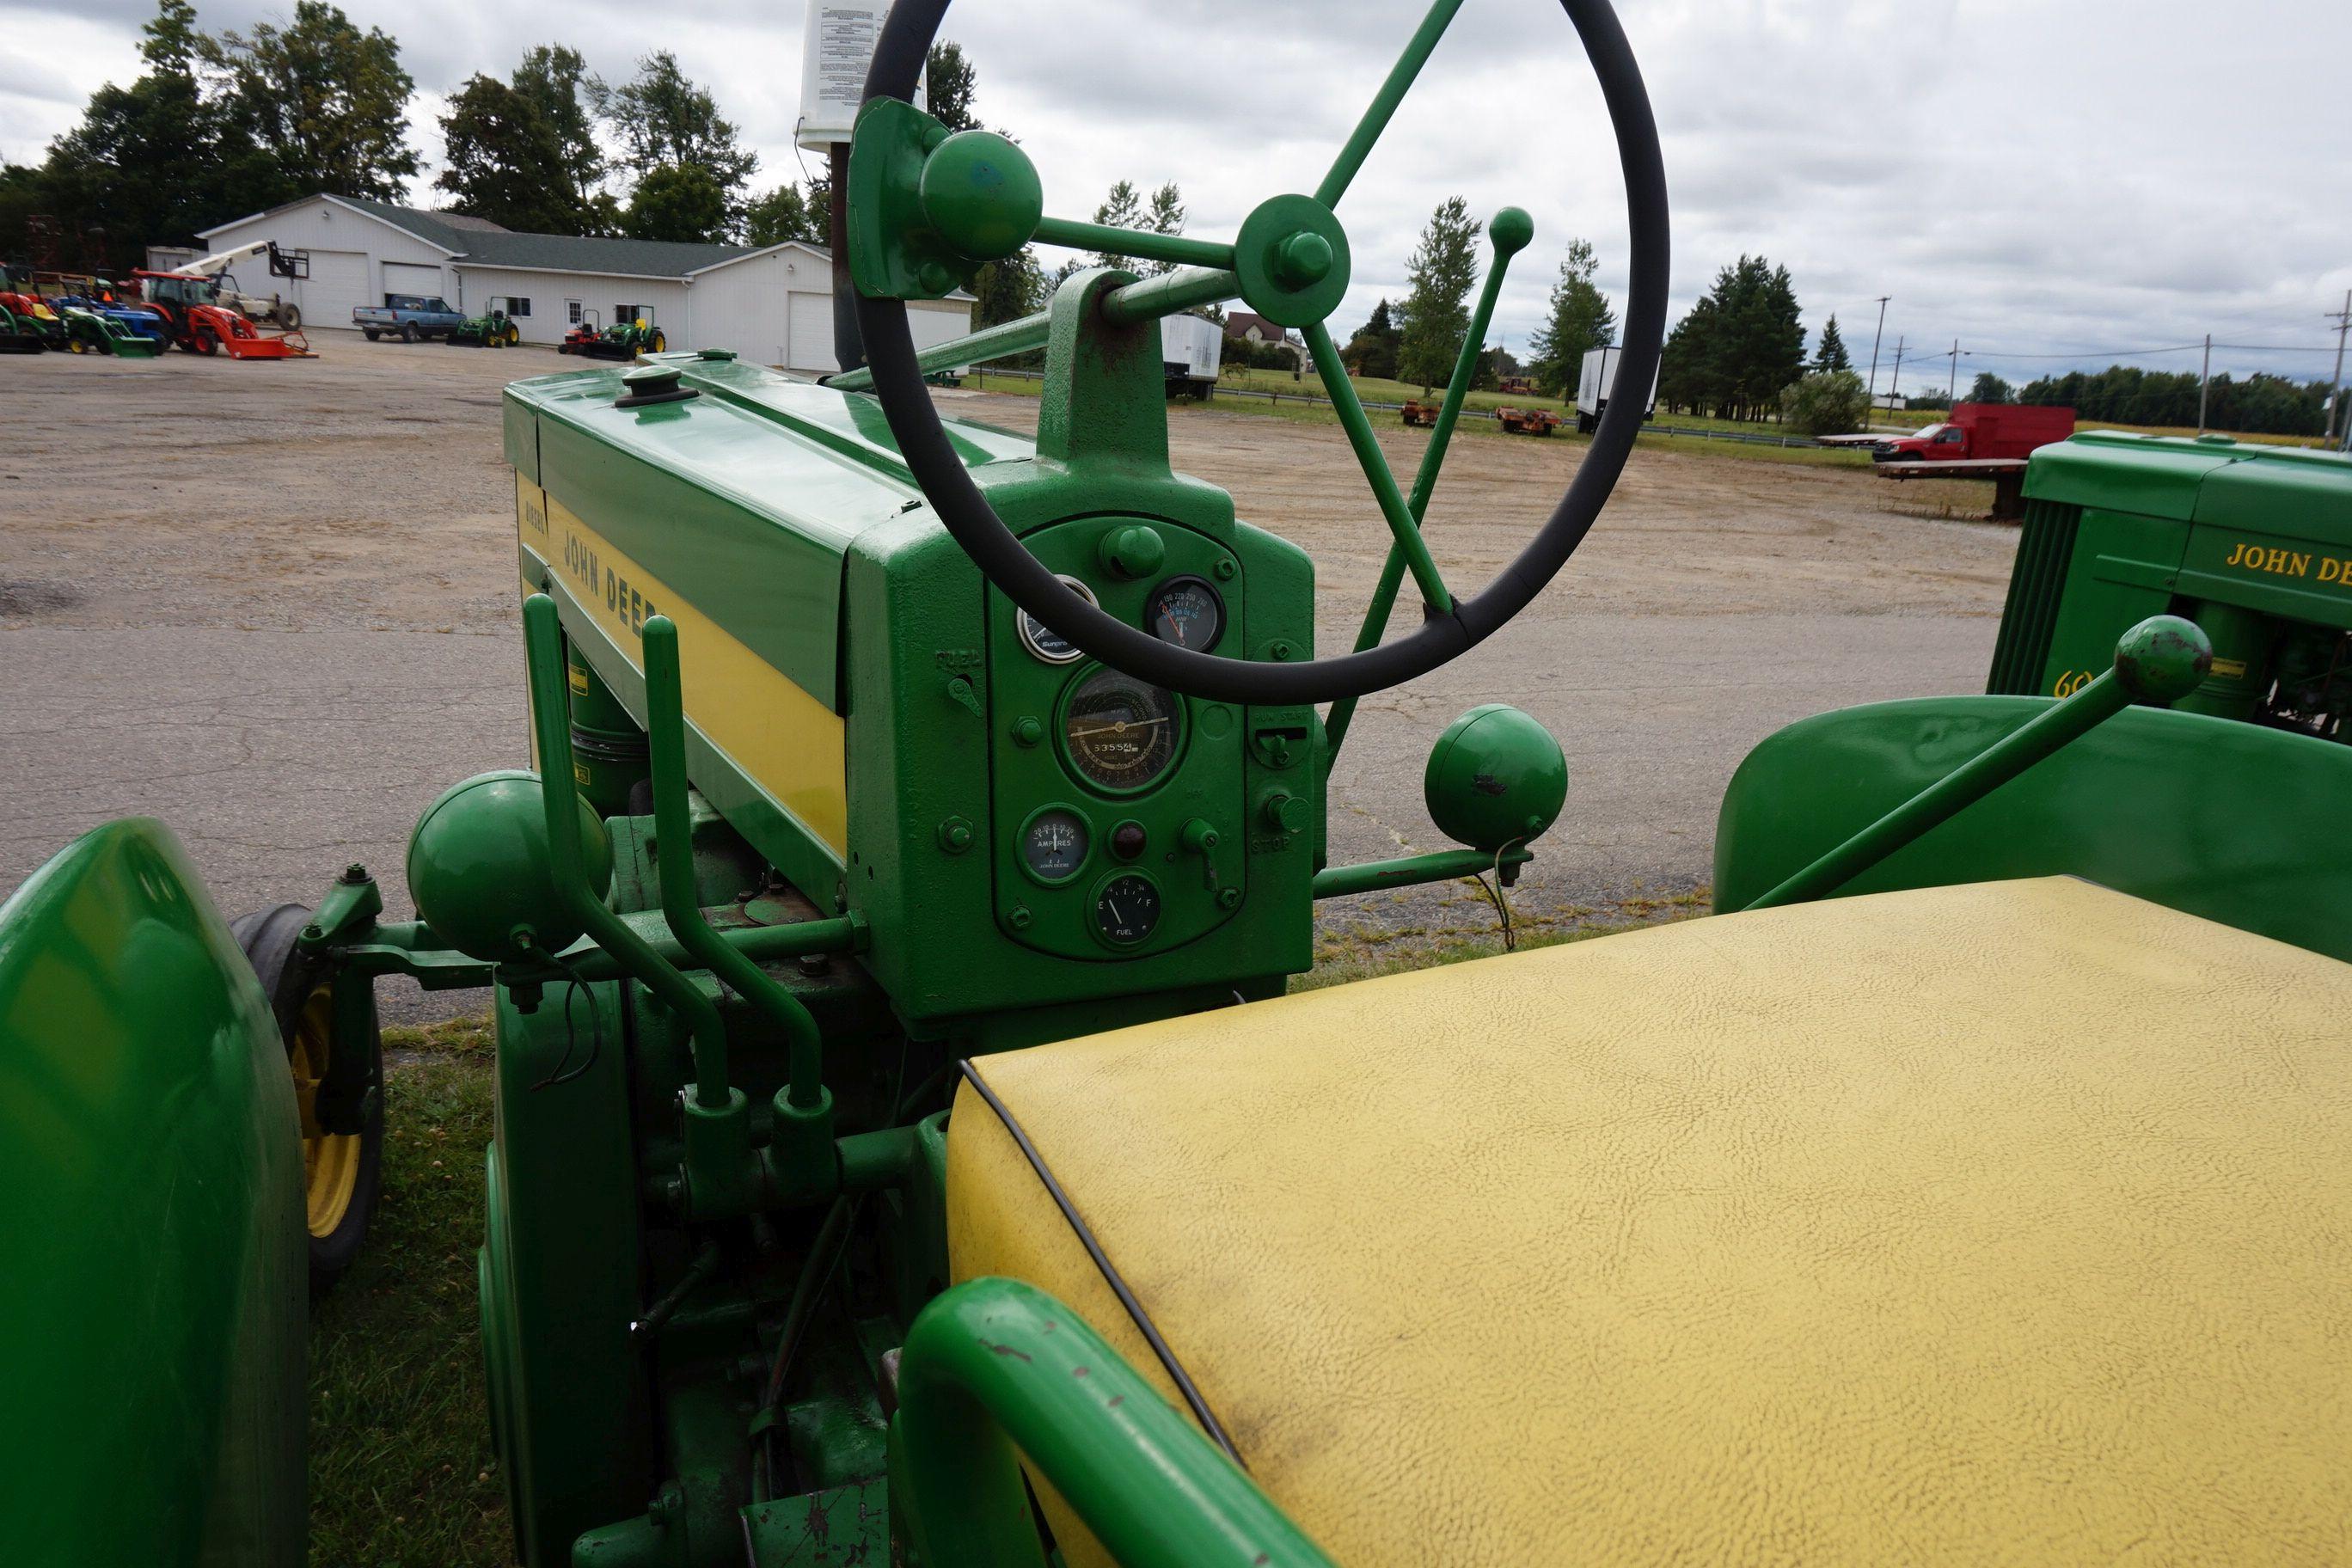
[1739,616,2214,911]
[891,1277,1336,1568]
[642,616,835,1210]
[1324,207,1534,765]
[1312,846,1533,900]
[523,595,742,1213]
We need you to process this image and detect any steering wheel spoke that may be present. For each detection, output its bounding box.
[1316,0,1471,208]
[1303,319,1454,616]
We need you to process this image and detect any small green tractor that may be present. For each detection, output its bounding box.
[560,309,669,359]
[3,2,2349,1565]
[455,297,527,348]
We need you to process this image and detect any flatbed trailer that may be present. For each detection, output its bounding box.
[1873,455,2030,519]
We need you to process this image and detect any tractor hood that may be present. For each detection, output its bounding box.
[504,352,1034,710]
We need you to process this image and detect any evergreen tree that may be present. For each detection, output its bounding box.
[203,1,419,202]
[925,43,978,132]
[1396,196,1481,391]
[970,247,1044,327]
[1654,254,1804,420]
[438,76,575,233]
[1811,314,1852,373]
[1142,182,1185,276]
[1526,237,1615,396]
[1340,297,1400,378]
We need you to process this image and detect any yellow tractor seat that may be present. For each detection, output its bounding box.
[947,877,2352,1565]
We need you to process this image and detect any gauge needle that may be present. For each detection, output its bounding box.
[1106,897,1126,925]
[1070,717,1169,739]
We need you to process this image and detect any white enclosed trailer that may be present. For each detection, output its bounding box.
[1575,345,1657,432]
[1159,315,1222,400]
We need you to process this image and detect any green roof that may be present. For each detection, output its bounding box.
[343,197,763,279]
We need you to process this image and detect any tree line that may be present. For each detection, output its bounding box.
[0,0,984,275]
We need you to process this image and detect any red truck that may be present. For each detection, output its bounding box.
[1873,402,2073,463]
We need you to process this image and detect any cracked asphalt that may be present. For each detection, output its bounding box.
[1,340,2015,1019]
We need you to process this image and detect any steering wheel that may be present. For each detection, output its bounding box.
[855,0,1669,707]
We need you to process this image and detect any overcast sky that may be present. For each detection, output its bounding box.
[4,0,2347,389]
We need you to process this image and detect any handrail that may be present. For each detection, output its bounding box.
[1739,616,2213,911]
[892,1277,1336,1568]
[641,618,829,1112]
[521,594,732,1106]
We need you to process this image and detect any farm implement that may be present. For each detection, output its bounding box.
[4,1,2350,1565]
[1496,405,1559,435]
[0,297,51,352]
[58,302,164,356]
[132,268,315,358]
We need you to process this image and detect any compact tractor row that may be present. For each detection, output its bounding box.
[1,245,314,360]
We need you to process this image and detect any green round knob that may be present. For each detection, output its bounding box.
[1260,791,1309,834]
[2112,614,2213,704]
[1488,205,1534,257]
[1270,231,1334,288]
[1012,715,1044,748]
[1423,704,1568,853]
[1098,524,1166,580]
[918,131,1043,262]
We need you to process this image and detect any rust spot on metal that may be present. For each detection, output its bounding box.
[1107,1394,1124,1408]
[1071,1365,1089,1377]
[977,1338,1033,1362]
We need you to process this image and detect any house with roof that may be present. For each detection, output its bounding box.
[1222,310,1297,349]
[193,193,971,373]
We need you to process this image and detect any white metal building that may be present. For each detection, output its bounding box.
[193,194,971,370]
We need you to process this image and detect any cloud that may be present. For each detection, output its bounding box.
[3,0,2348,383]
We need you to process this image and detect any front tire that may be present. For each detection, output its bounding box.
[646,331,665,353]
[194,329,219,356]
[231,903,386,1294]
[280,303,302,331]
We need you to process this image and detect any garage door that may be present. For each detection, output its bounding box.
[383,261,445,302]
[910,304,973,358]
[297,249,369,329]
[787,292,836,373]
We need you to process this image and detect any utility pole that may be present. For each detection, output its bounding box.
[2325,291,2351,444]
[1865,295,1890,425]
[1946,338,1960,403]
[2197,334,2212,434]
[1889,335,1906,406]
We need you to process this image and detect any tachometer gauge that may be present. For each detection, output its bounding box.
[1092,873,1161,946]
[1015,575,1100,664]
[1061,668,1182,793]
[1147,575,1225,651]
[1019,807,1089,885]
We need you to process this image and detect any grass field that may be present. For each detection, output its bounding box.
[310,901,1694,1562]
[971,365,2334,451]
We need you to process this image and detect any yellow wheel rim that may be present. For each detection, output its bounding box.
[291,987,362,1238]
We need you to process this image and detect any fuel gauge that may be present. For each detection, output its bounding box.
[1147,575,1226,652]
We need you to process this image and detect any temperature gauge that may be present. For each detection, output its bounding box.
[1147,575,1226,652]
[1092,873,1162,947]
[1019,807,1089,885]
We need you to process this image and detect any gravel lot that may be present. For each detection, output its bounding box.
[0,336,2017,1014]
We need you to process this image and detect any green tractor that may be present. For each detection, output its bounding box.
[56,300,166,357]
[453,297,526,348]
[5,3,2349,1565]
[560,309,668,359]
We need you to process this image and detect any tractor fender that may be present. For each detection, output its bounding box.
[0,818,307,1567]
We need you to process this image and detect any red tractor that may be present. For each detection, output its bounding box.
[131,270,314,358]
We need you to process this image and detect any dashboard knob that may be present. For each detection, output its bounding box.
[1098,524,1166,580]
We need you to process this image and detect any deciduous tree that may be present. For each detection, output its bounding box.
[511,45,603,217]
[203,0,418,202]
[925,43,978,132]
[594,52,757,228]
[1779,369,1870,435]
[438,76,575,233]
[1967,371,2012,403]
[624,162,729,243]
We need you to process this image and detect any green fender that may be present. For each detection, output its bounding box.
[0,819,306,1566]
[1716,696,2352,962]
